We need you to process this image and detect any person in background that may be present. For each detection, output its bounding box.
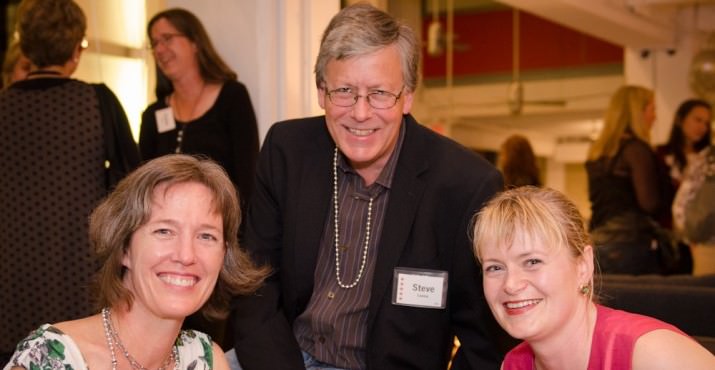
[140,8,259,226]
[1,40,32,88]
[3,155,269,370]
[230,4,505,370]
[585,85,671,274]
[0,0,139,365]
[140,7,260,347]
[671,120,715,276]
[656,99,712,191]
[655,99,712,229]
[498,134,541,188]
[473,186,715,370]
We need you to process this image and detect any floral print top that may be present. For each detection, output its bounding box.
[4,324,214,370]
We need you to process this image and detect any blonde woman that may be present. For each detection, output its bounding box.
[473,186,715,370]
[585,85,671,274]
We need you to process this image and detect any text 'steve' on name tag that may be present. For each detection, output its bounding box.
[392,267,448,309]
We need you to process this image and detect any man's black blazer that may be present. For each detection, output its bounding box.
[232,114,504,369]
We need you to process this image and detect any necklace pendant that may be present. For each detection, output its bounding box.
[339,244,348,252]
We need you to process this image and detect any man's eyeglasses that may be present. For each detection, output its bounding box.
[324,86,404,109]
[148,33,185,50]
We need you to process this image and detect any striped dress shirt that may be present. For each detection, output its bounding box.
[293,124,405,369]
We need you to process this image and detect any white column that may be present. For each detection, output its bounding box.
[625,45,695,146]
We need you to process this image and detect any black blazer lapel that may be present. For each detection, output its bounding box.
[291,120,335,304]
[367,115,429,328]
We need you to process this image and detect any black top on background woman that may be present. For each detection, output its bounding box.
[0,0,139,365]
[139,8,259,221]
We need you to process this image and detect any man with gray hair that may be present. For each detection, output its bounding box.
[232,4,504,369]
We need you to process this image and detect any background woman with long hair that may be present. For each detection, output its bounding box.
[139,7,260,348]
[498,134,541,188]
[656,99,712,190]
[585,85,671,274]
[655,99,712,230]
[140,8,259,224]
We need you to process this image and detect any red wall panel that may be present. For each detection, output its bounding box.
[422,10,623,79]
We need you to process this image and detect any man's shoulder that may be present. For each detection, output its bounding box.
[405,117,480,154]
[404,117,498,176]
[263,116,330,152]
[269,116,326,135]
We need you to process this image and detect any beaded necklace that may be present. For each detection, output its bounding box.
[101,308,179,370]
[333,147,374,289]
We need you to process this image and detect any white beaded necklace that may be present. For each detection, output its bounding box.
[101,308,179,370]
[333,147,374,289]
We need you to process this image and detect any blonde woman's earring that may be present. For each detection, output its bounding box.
[580,284,591,295]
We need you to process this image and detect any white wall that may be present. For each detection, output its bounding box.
[74,0,152,139]
[625,43,697,146]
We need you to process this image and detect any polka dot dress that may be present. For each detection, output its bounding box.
[0,79,106,354]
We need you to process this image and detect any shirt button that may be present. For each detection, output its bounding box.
[319,336,326,343]
[327,291,335,299]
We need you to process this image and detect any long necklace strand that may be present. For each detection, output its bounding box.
[102,308,178,370]
[333,147,374,289]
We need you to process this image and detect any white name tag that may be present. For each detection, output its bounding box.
[392,267,448,309]
[155,107,176,133]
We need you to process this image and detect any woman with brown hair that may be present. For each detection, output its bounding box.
[5,155,269,370]
[140,8,259,224]
[656,99,712,191]
[498,134,541,188]
[655,99,712,231]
